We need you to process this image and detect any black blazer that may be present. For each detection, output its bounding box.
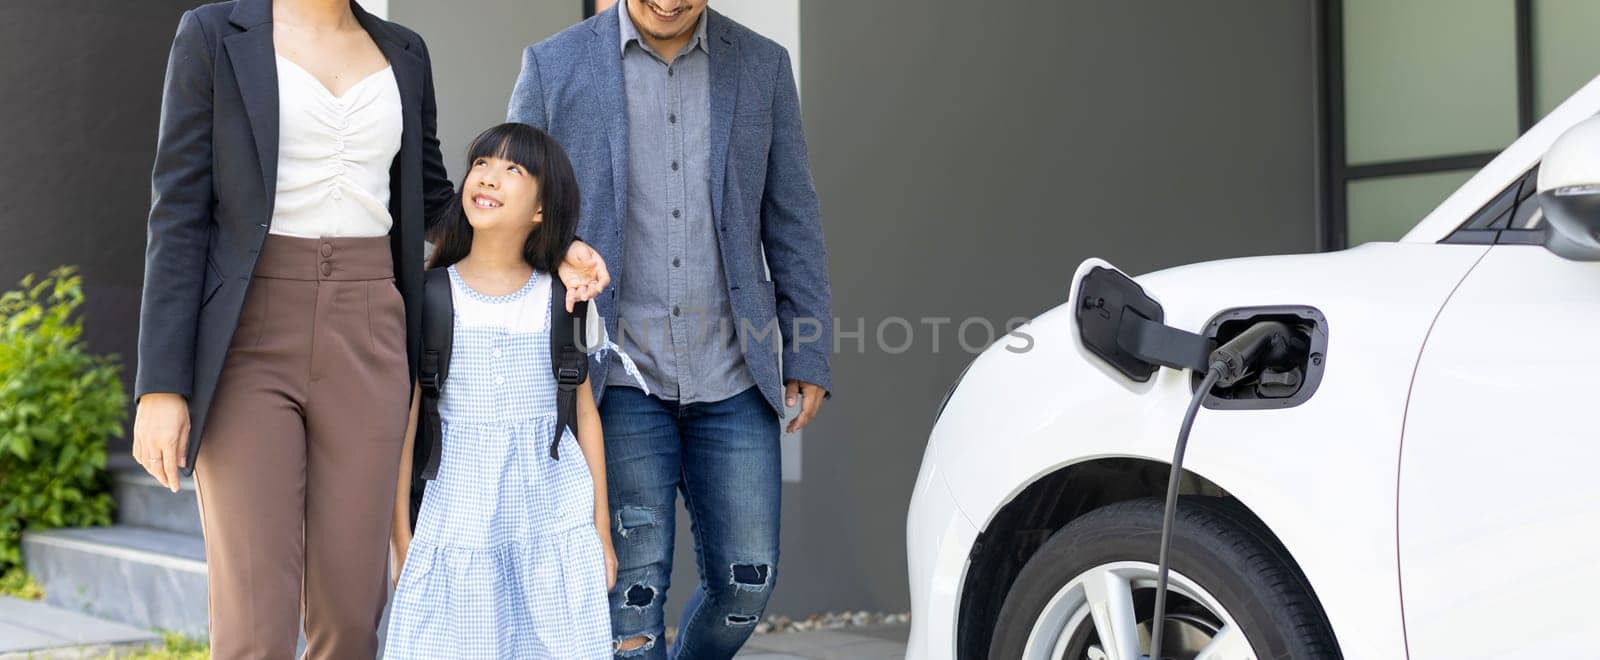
[135,0,453,475]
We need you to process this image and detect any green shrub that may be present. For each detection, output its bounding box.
[117,630,210,659]
[0,266,123,574]
[0,566,43,599]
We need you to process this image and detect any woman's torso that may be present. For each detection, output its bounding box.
[268,54,400,238]
[141,1,446,470]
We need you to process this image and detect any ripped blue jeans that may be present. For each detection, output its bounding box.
[598,385,780,660]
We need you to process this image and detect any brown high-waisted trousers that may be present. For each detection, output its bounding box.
[195,235,409,659]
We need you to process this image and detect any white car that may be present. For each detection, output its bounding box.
[907,79,1600,659]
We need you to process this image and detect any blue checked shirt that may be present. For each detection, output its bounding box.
[610,5,756,403]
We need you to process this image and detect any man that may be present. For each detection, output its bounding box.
[508,1,831,658]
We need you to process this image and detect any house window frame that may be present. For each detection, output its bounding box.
[1317,0,1538,250]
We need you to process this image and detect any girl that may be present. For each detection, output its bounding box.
[386,123,645,658]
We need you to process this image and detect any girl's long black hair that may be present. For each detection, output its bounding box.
[427,122,580,273]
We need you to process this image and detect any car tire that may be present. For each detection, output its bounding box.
[987,496,1339,660]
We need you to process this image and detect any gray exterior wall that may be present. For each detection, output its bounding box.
[389,0,583,179]
[3,0,1320,621]
[392,0,1321,619]
[780,0,1320,617]
[0,0,209,455]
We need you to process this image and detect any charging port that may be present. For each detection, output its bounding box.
[1189,306,1328,410]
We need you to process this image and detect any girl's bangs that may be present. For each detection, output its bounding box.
[466,124,545,177]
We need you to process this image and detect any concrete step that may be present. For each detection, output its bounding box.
[108,456,202,537]
[21,526,208,638]
[0,595,161,658]
[21,525,376,654]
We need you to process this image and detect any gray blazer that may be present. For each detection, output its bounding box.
[508,6,832,414]
[136,0,453,475]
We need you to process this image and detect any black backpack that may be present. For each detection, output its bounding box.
[408,266,589,530]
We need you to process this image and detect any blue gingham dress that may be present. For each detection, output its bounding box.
[386,266,644,659]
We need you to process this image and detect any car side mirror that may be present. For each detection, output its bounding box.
[1537,187,1600,261]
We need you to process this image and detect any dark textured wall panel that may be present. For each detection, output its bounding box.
[1,1,208,452]
[783,0,1321,614]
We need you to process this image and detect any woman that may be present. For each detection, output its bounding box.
[129,1,607,656]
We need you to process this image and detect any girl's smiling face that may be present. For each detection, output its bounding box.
[429,123,579,274]
[462,154,542,231]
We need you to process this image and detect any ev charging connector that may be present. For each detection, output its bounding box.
[1075,267,1321,660]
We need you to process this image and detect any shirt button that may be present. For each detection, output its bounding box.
[320,262,332,276]
[672,257,681,267]
[672,209,681,218]
[668,67,674,77]
[320,243,333,257]
[673,305,681,317]
[669,114,677,124]
[494,376,505,386]
[671,161,679,172]
[492,348,503,359]
[332,189,343,200]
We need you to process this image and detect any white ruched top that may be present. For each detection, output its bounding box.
[269,55,401,238]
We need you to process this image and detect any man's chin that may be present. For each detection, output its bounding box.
[644,25,694,42]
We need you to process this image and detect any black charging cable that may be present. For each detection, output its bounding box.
[1148,361,1223,660]
[1148,321,1298,660]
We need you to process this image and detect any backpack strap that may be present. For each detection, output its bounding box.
[410,267,453,530]
[549,274,588,460]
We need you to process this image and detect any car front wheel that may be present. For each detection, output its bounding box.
[987,497,1338,660]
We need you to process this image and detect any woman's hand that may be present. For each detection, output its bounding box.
[557,240,610,312]
[131,393,190,492]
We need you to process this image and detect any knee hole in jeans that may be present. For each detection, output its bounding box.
[614,634,655,655]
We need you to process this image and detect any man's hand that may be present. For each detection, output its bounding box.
[131,393,190,493]
[558,240,610,312]
[784,380,826,434]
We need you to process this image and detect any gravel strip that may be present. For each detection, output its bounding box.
[753,611,911,635]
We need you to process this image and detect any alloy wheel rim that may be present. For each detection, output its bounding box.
[1020,561,1254,660]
